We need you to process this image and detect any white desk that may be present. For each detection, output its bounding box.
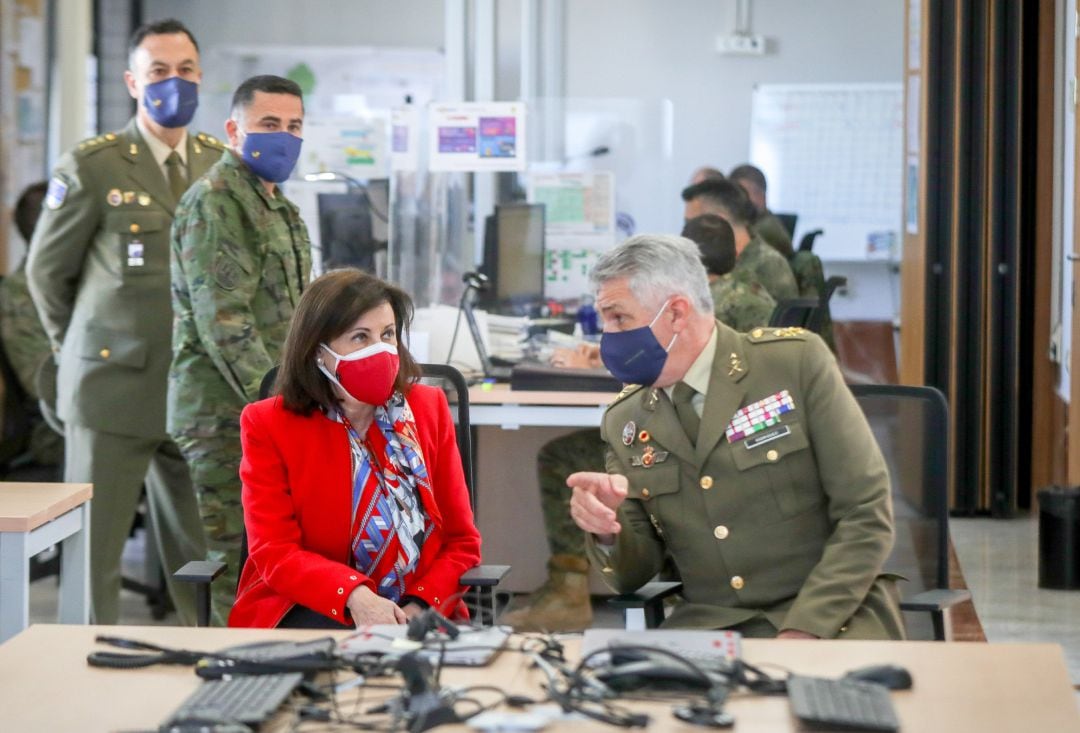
[2,625,1078,732]
[0,482,92,642]
[467,384,613,428]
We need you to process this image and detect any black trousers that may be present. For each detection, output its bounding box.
[277,604,354,629]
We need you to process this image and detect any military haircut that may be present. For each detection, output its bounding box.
[276,268,421,416]
[682,214,737,277]
[127,18,199,68]
[14,181,48,243]
[230,75,305,119]
[729,163,767,193]
[590,233,714,315]
[680,178,757,228]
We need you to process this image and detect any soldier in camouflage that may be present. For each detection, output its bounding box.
[502,223,776,632]
[169,75,311,625]
[729,163,795,258]
[681,177,798,302]
[0,182,62,466]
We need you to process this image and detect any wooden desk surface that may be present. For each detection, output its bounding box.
[0,482,93,532]
[1,625,1077,732]
[468,383,616,406]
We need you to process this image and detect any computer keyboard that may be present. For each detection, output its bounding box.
[787,674,900,732]
[160,671,303,730]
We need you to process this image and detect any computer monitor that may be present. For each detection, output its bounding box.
[316,179,389,275]
[480,203,545,312]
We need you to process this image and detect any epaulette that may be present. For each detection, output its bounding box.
[606,383,645,409]
[195,132,226,151]
[746,326,810,343]
[74,132,121,157]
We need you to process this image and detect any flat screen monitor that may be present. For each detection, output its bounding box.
[316,179,389,275]
[482,203,545,310]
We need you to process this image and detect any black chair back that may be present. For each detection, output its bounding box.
[768,298,821,329]
[798,228,823,252]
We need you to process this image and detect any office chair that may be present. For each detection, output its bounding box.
[798,228,823,252]
[774,212,798,239]
[176,363,509,627]
[609,384,971,640]
[768,298,821,329]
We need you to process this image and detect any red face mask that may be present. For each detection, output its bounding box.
[317,342,400,406]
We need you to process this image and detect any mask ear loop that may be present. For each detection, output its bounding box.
[648,298,679,352]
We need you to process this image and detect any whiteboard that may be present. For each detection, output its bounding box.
[749,83,903,261]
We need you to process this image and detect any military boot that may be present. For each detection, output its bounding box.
[500,555,592,632]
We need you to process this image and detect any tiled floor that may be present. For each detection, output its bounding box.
[25,513,1080,696]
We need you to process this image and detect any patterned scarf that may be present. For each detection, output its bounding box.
[341,393,434,602]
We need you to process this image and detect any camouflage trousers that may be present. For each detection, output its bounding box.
[537,428,607,559]
[175,429,243,627]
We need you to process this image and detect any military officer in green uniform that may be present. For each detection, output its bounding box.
[568,234,904,639]
[728,163,795,258]
[682,178,798,302]
[169,75,312,625]
[0,182,62,466]
[26,19,219,624]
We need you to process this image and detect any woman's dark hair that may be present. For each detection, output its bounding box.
[275,268,421,415]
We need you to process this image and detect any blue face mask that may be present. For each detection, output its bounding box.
[599,300,678,386]
[144,77,199,128]
[240,131,303,183]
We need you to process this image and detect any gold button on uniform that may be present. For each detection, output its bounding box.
[99,348,110,359]
[766,449,779,462]
[641,488,651,498]
[129,223,140,233]
[752,328,764,338]
[730,576,744,590]
[699,476,714,490]
[713,525,729,540]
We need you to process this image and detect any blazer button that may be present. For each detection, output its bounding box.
[337,587,344,595]
[766,449,779,462]
[99,348,110,359]
[730,575,745,590]
[129,223,140,234]
[434,597,440,606]
[349,575,358,581]
[713,525,729,540]
[417,585,424,592]
[331,609,338,616]
[641,488,650,498]
[700,476,714,490]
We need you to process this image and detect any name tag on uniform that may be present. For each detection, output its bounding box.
[744,425,791,450]
[127,241,145,267]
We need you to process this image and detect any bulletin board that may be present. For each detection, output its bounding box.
[749,83,904,261]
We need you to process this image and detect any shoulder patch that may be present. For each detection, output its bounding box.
[45,177,69,209]
[746,326,810,343]
[196,132,227,151]
[607,383,644,409]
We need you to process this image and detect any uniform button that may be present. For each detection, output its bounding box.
[730,576,744,590]
[129,223,140,233]
[700,476,714,490]
[766,449,779,462]
[713,525,729,540]
[641,488,650,498]
[99,348,110,359]
[337,587,344,595]
[331,609,338,616]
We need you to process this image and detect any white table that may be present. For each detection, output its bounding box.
[0,482,92,642]
[467,384,613,428]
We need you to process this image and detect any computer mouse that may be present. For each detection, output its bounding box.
[843,664,913,690]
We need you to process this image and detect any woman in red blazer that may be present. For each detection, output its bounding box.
[230,269,481,628]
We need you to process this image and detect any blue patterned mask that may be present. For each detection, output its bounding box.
[599,300,678,386]
[240,131,303,183]
[144,77,199,128]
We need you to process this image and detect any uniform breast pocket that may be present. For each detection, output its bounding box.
[624,461,682,542]
[730,420,821,519]
[106,210,171,277]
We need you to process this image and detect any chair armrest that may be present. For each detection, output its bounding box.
[901,588,972,613]
[174,560,227,584]
[607,581,683,609]
[461,564,511,587]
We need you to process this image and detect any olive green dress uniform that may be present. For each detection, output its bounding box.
[752,211,794,259]
[586,322,905,639]
[732,234,799,302]
[709,275,776,333]
[26,119,223,624]
[169,150,311,626]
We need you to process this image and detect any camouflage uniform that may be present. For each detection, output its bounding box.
[752,211,794,259]
[732,234,799,302]
[169,149,311,625]
[0,262,63,465]
[710,274,776,333]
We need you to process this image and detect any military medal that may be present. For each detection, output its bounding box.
[127,241,145,267]
[123,191,136,204]
[725,390,796,443]
[631,445,669,468]
[106,189,122,207]
[638,430,650,443]
[622,421,636,446]
[137,193,151,206]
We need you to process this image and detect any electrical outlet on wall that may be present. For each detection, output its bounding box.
[715,34,767,55]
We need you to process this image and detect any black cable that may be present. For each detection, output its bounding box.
[444,287,470,368]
